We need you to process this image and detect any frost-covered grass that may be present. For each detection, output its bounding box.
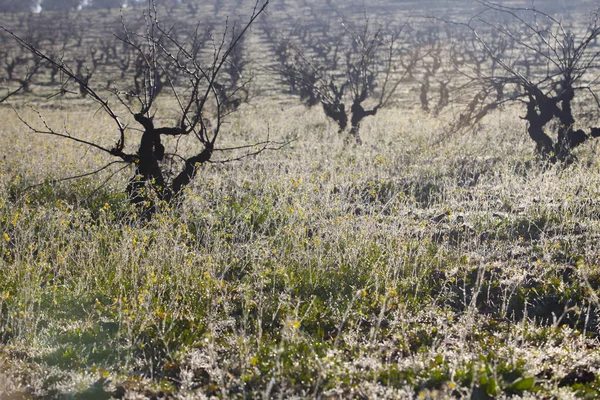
[1,102,600,399]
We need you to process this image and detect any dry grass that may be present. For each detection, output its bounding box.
[1,100,600,398]
[1,0,600,398]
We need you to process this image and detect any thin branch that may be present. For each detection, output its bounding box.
[22,160,127,193]
[209,137,296,164]
[1,25,128,153]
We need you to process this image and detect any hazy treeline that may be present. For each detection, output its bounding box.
[0,0,177,13]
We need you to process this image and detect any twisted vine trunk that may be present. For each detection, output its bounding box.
[126,114,213,218]
[524,88,600,161]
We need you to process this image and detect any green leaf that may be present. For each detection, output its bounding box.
[507,377,535,391]
[485,378,499,396]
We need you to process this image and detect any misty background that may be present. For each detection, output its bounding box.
[0,0,597,16]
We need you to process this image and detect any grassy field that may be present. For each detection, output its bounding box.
[2,101,600,398]
[2,1,600,399]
